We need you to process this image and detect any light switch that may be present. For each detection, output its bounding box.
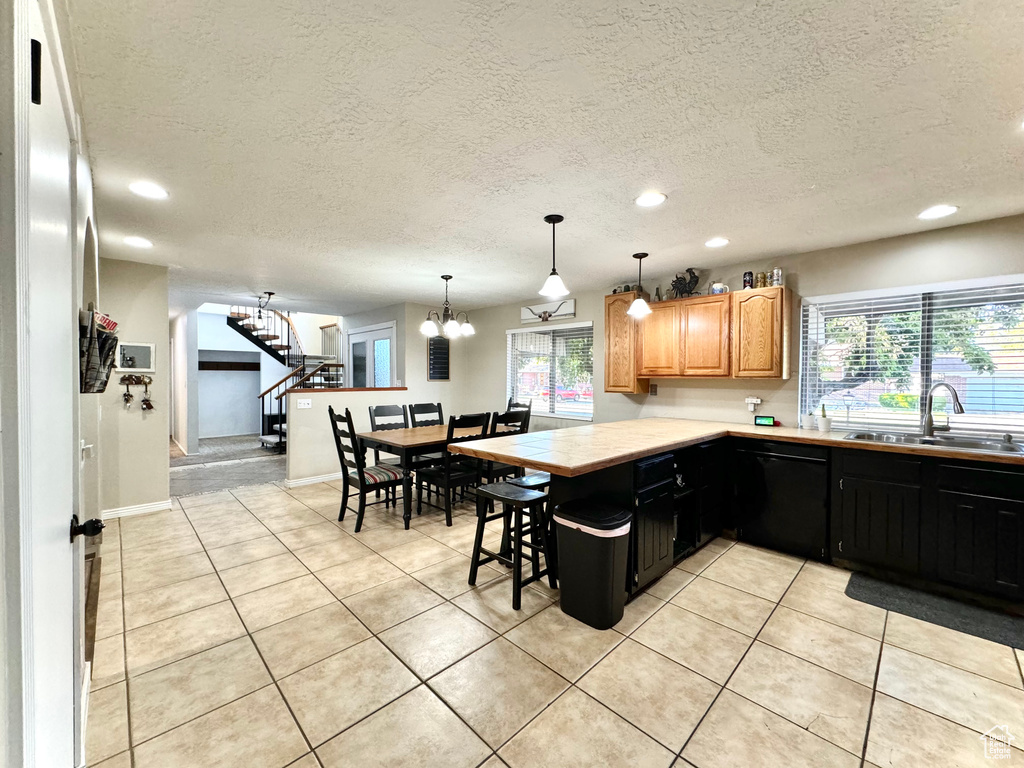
[296,398,312,409]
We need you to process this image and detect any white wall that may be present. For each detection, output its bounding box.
[170,310,199,453]
[289,312,342,357]
[196,311,291,395]
[98,259,170,513]
[455,214,1024,430]
[199,371,261,437]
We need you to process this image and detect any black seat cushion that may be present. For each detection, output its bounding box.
[418,464,478,485]
[477,482,547,505]
[509,472,551,489]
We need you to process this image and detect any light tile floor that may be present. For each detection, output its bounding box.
[88,482,1024,767]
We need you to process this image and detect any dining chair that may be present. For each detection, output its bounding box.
[368,404,407,506]
[481,409,529,484]
[409,402,444,427]
[328,406,402,532]
[415,412,491,526]
[506,398,533,431]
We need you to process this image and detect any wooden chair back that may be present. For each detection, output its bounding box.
[409,402,444,427]
[505,399,533,431]
[444,412,490,471]
[368,404,408,431]
[328,405,366,483]
[490,408,530,436]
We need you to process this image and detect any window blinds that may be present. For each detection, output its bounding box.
[506,322,594,420]
[800,282,1024,435]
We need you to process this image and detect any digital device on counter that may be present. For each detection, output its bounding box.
[754,415,776,426]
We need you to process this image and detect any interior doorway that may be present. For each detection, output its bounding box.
[347,322,396,388]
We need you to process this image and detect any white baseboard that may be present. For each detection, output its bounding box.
[101,499,173,519]
[284,471,345,489]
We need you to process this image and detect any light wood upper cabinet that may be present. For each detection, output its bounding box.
[604,292,649,393]
[731,286,790,379]
[637,301,682,376]
[681,294,731,377]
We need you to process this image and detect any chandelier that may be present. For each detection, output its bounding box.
[420,275,474,338]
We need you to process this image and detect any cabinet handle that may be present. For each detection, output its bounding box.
[838,540,843,553]
[839,478,844,491]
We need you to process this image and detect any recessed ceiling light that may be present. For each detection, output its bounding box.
[635,192,667,207]
[917,204,958,220]
[124,236,153,248]
[128,180,168,200]
[705,237,730,248]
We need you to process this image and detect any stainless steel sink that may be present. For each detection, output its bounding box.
[845,432,1024,453]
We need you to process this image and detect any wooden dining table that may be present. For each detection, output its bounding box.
[357,425,497,528]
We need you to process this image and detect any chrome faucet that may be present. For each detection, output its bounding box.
[921,382,965,437]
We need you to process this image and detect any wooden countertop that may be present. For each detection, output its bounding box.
[448,418,1024,476]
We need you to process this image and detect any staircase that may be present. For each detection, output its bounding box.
[258,362,345,452]
[226,305,304,367]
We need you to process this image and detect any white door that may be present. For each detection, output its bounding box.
[23,2,80,763]
[348,324,396,388]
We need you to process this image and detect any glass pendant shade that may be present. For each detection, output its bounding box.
[538,214,569,297]
[460,320,476,336]
[626,252,651,318]
[626,297,652,317]
[443,318,462,338]
[539,270,569,298]
[420,317,440,337]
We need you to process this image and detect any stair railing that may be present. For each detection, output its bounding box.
[320,323,341,361]
[257,363,305,451]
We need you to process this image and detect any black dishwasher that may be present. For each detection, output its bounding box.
[732,440,829,561]
[631,454,676,593]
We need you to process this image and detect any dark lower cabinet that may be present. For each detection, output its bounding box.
[931,462,1024,600]
[676,440,729,547]
[632,480,675,592]
[831,450,922,575]
[835,476,921,573]
[733,441,829,561]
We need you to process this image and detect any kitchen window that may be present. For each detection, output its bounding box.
[799,279,1024,435]
[506,322,594,421]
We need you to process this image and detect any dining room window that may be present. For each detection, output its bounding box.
[506,322,594,421]
[799,279,1024,434]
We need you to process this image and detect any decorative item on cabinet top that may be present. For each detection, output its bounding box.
[521,299,576,324]
[671,269,700,298]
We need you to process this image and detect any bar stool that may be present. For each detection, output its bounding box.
[468,482,556,610]
[508,472,551,490]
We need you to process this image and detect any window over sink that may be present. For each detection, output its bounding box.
[800,279,1024,435]
[506,322,594,421]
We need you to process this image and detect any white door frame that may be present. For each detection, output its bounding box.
[1,0,88,764]
[345,321,397,387]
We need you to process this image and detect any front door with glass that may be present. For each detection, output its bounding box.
[348,326,396,388]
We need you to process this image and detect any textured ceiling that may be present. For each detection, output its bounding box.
[65,0,1024,316]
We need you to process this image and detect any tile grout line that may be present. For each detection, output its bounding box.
[263,489,514,761]
[857,610,889,768]
[170,490,320,760]
[672,556,807,764]
[115,520,137,768]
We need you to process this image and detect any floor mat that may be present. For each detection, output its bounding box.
[846,572,1024,649]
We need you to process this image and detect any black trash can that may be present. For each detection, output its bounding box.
[552,500,632,630]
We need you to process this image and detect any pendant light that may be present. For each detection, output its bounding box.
[420,275,473,338]
[538,214,570,298]
[626,253,652,318]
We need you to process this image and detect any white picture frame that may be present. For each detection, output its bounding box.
[115,342,156,373]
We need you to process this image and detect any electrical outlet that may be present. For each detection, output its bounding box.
[649,383,658,396]
[296,398,312,410]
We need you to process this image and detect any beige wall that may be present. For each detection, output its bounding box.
[98,259,171,512]
[286,303,456,483]
[457,214,1024,429]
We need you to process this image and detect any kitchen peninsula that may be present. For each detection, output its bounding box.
[450,418,1024,602]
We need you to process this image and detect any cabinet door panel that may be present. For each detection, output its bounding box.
[604,292,647,393]
[682,295,730,376]
[637,301,681,376]
[634,484,675,591]
[837,477,920,573]
[937,491,1024,599]
[732,287,788,378]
